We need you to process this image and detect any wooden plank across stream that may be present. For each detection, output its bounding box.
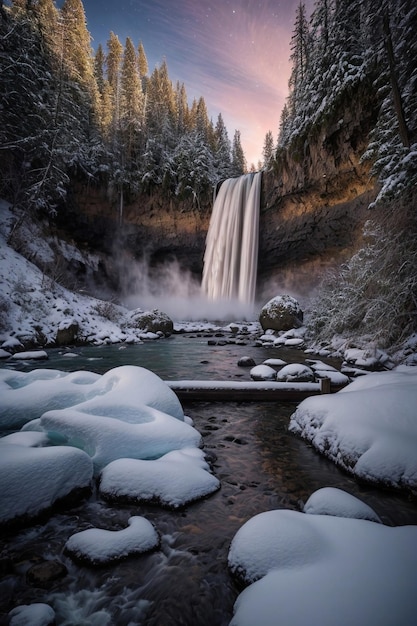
[166,377,333,402]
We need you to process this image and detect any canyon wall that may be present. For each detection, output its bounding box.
[257,89,378,301]
[56,85,378,302]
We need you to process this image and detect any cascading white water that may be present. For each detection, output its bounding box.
[202,171,262,304]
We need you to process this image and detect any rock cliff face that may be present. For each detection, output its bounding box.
[58,88,378,302]
[55,184,211,295]
[257,92,378,300]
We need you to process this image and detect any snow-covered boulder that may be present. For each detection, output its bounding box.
[276,363,315,382]
[0,444,93,527]
[250,364,277,381]
[11,350,48,360]
[343,347,391,371]
[65,516,159,565]
[259,295,303,332]
[289,367,417,491]
[8,603,55,626]
[303,487,382,523]
[99,448,220,508]
[262,358,287,368]
[38,401,201,473]
[228,508,417,626]
[26,366,198,472]
[0,369,102,429]
[128,308,173,336]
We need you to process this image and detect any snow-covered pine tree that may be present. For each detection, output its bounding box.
[120,36,144,158]
[137,41,149,79]
[231,130,246,176]
[262,130,275,169]
[214,113,232,180]
[106,31,123,126]
[60,0,94,87]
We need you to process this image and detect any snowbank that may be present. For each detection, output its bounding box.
[228,502,417,626]
[289,367,417,492]
[0,365,218,525]
[0,201,175,348]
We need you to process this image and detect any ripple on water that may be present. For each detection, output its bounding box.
[1,339,417,624]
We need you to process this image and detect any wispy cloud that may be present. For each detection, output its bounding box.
[85,0,307,164]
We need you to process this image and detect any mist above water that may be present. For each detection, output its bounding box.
[121,257,258,322]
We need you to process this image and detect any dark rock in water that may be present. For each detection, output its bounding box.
[55,321,79,346]
[129,308,173,335]
[26,559,68,589]
[237,356,256,367]
[259,295,303,331]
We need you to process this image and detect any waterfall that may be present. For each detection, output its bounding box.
[202,171,262,304]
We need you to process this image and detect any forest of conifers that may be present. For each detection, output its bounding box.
[0,0,247,215]
[1,0,416,215]
[0,0,416,348]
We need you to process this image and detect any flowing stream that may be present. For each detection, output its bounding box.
[1,335,417,625]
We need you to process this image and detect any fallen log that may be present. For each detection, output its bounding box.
[166,377,337,402]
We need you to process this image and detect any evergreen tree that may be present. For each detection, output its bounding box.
[35,0,60,58]
[231,130,246,175]
[120,36,144,159]
[262,130,275,168]
[175,81,191,135]
[214,113,232,178]
[94,43,105,92]
[195,96,213,145]
[106,31,123,124]
[146,60,177,139]
[60,0,94,86]
[137,41,149,78]
[288,2,310,118]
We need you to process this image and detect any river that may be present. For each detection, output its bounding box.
[1,333,416,625]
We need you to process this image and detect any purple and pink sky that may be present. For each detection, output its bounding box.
[81,0,314,166]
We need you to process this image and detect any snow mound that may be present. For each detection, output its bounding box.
[250,364,277,381]
[37,401,200,473]
[0,365,218,524]
[10,350,48,360]
[0,365,184,430]
[307,359,350,385]
[0,368,101,428]
[65,516,159,564]
[262,358,287,367]
[0,444,93,526]
[8,603,55,626]
[229,508,417,626]
[99,448,220,508]
[289,367,417,491]
[18,366,198,472]
[303,487,382,522]
[277,363,314,382]
[228,509,328,583]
